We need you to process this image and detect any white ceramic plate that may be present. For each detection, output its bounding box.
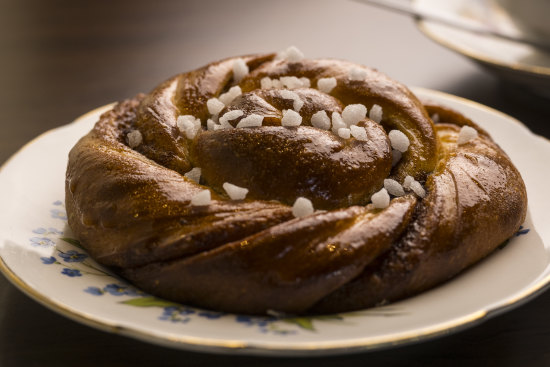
[414,0,550,98]
[0,88,549,356]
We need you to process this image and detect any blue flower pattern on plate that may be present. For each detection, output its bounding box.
[50,208,68,220]
[516,226,530,236]
[33,227,63,235]
[84,286,104,296]
[59,250,88,263]
[61,268,82,277]
[40,256,57,265]
[103,284,143,297]
[30,237,55,248]
[159,306,195,323]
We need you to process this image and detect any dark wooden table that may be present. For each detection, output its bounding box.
[2,0,550,365]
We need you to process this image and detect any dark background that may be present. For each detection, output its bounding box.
[1,0,550,366]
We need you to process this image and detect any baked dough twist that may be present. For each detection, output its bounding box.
[65,51,527,315]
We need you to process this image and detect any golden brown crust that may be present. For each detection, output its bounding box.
[312,123,527,313]
[65,53,527,315]
[122,196,417,314]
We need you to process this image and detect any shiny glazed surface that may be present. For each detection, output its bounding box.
[65,54,527,315]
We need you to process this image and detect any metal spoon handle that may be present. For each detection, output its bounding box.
[352,0,550,51]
